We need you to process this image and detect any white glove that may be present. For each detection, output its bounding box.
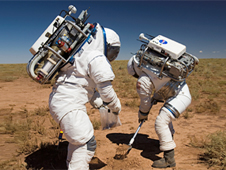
[96,81,121,115]
[106,98,121,115]
[90,91,103,109]
[138,110,149,122]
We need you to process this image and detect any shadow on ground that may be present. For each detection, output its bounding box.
[25,133,160,169]
[106,133,162,161]
[25,140,106,170]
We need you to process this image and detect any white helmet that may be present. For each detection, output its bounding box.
[104,28,121,62]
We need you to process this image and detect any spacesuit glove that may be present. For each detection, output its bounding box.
[105,98,121,115]
[90,91,103,109]
[138,110,149,123]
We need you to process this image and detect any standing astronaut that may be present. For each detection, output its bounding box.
[49,24,121,170]
[127,33,199,168]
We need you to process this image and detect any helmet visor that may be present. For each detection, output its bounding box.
[107,45,120,62]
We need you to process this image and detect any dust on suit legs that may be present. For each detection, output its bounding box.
[60,109,96,170]
[155,83,191,151]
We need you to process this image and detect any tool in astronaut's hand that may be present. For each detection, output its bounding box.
[27,5,96,84]
[114,100,156,160]
[114,119,144,160]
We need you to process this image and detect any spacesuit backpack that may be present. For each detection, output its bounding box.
[27,5,98,84]
[135,33,199,82]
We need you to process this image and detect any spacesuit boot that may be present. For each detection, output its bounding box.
[152,149,176,168]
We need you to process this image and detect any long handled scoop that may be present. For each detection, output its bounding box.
[114,120,145,160]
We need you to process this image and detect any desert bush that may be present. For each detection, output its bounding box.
[32,119,46,135]
[0,157,26,170]
[3,114,32,135]
[0,107,59,157]
[17,137,39,155]
[195,99,221,114]
[190,131,226,169]
[33,106,49,116]
[183,108,194,119]
[182,111,189,119]
[189,135,207,149]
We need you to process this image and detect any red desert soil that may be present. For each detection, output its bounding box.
[0,77,225,170]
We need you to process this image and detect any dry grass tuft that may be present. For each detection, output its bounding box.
[91,118,101,130]
[195,99,221,114]
[190,131,226,169]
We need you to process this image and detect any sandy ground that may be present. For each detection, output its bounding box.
[0,77,225,170]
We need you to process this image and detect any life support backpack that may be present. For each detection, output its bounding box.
[136,33,199,82]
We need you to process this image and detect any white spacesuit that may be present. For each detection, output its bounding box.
[49,23,121,170]
[127,34,198,168]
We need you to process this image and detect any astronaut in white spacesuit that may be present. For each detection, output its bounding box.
[49,23,121,170]
[127,34,199,168]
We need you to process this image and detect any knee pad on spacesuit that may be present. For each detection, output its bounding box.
[86,135,97,152]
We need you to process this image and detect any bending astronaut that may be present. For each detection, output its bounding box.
[127,33,199,168]
[49,23,121,170]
